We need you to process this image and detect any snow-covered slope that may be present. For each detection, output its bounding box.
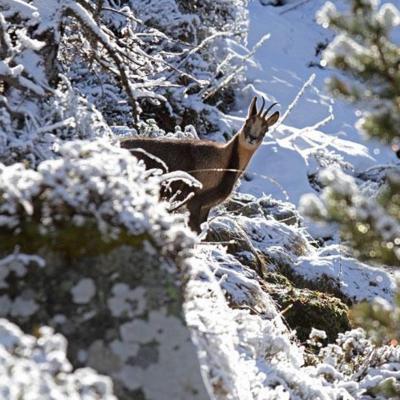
[237,0,397,205]
[2,1,400,398]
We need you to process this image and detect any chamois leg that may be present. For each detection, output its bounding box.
[187,204,211,233]
[199,206,211,226]
[187,200,202,233]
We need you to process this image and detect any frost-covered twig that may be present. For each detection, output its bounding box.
[169,191,195,212]
[35,117,76,135]
[128,43,208,87]
[282,107,334,148]
[167,31,237,81]
[159,171,202,211]
[279,0,313,15]
[0,61,47,96]
[0,95,25,119]
[351,347,376,381]
[129,148,169,172]
[272,73,316,132]
[202,33,271,100]
[220,33,270,73]
[67,2,140,122]
[0,14,12,59]
[202,65,246,100]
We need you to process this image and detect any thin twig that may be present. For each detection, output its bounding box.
[35,117,76,135]
[185,167,289,201]
[351,347,376,381]
[166,31,236,81]
[67,2,140,122]
[272,73,316,133]
[202,33,271,100]
[279,0,312,15]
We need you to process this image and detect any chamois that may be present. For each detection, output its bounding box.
[120,96,279,232]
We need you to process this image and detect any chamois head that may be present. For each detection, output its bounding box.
[240,96,280,149]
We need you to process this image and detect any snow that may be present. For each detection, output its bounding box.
[0,0,38,20]
[377,3,400,27]
[293,250,395,302]
[1,0,400,398]
[239,138,310,204]
[0,139,197,250]
[236,0,397,207]
[231,0,399,303]
[0,319,116,399]
[186,245,400,400]
[67,2,113,48]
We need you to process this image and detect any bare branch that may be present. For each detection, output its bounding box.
[66,2,140,122]
[0,61,48,96]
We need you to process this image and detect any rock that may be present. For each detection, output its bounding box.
[0,240,209,400]
[206,211,310,275]
[0,142,209,400]
[207,193,351,344]
[262,274,350,343]
[222,192,301,226]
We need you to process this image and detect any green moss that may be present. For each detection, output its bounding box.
[206,197,350,344]
[264,282,350,343]
[263,272,292,287]
[0,221,149,259]
[127,389,146,400]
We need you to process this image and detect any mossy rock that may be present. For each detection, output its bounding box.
[0,221,148,258]
[263,278,350,343]
[276,263,353,305]
[0,223,208,400]
[207,199,349,345]
[206,213,309,279]
[222,192,300,226]
[263,271,292,286]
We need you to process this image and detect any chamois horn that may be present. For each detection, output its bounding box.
[257,96,266,116]
[262,102,278,119]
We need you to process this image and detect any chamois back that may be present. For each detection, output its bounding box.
[120,136,226,173]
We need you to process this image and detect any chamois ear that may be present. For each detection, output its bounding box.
[247,96,258,119]
[266,111,280,127]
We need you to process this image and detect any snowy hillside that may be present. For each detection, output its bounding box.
[240,0,397,205]
[1,0,400,399]
[234,0,399,308]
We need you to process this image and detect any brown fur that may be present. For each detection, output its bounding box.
[120,97,279,232]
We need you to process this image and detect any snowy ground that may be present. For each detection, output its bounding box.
[237,0,397,206]
[230,0,398,301]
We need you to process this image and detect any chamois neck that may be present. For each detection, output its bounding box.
[227,130,257,171]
